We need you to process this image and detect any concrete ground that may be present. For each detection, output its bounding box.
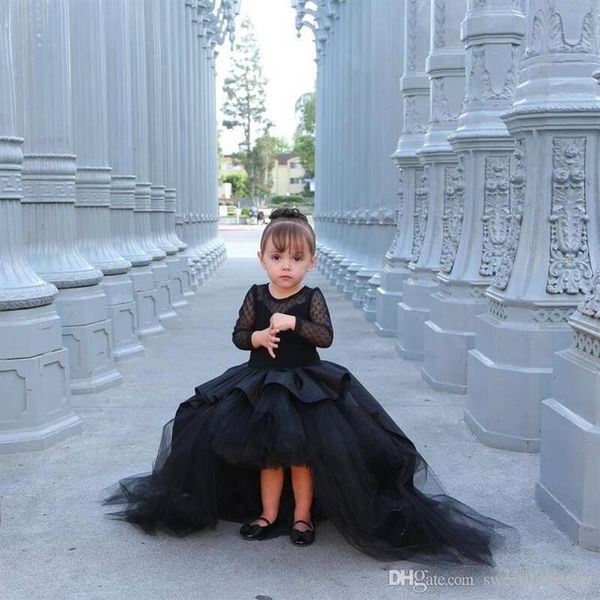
[0,227,598,600]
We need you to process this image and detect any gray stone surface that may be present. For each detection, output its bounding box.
[0,228,598,600]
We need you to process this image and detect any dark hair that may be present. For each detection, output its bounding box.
[259,207,316,256]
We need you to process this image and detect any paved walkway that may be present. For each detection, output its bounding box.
[0,227,598,600]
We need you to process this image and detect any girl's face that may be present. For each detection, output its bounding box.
[258,236,316,294]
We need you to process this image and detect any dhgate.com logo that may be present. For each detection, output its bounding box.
[388,569,475,592]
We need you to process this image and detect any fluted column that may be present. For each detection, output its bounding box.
[421,0,526,392]
[375,0,430,336]
[163,0,194,298]
[396,0,467,360]
[466,0,600,452]
[124,0,168,336]
[536,276,600,550]
[145,0,184,315]
[19,0,121,394]
[0,0,80,452]
[70,0,145,362]
[358,0,404,319]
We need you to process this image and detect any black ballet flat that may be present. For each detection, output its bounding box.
[239,516,279,540]
[290,519,315,546]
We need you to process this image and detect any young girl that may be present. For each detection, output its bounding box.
[102,207,519,566]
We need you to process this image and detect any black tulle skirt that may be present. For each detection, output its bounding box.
[101,360,520,567]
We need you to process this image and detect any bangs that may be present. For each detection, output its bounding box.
[263,221,315,255]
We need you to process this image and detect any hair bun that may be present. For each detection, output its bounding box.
[269,207,308,222]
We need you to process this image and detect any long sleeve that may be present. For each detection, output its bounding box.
[232,285,257,350]
[293,287,334,348]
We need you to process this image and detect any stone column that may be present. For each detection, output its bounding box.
[19,0,121,394]
[376,0,431,337]
[0,0,81,452]
[396,0,467,360]
[145,0,184,314]
[70,0,145,362]
[421,0,526,392]
[359,0,404,320]
[466,0,600,452]
[162,0,194,298]
[128,0,167,337]
[536,276,600,550]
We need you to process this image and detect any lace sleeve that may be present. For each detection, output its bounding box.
[232,285,257,350]
[293,287,334,348]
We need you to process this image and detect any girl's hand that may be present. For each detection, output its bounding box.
[269,312,296,333]
[251,327,280,359]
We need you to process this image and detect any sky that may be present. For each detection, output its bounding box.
[215,0,317,155]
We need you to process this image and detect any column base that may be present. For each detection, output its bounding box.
[465,311,572,452]
[0,346,82,454]
[55,286,122,395]
[422,289,487,394]
[166,256,187,309]
[395,276,438,361]
[102,274,144,361]
[151,261,177,320]
[374,267,410,337]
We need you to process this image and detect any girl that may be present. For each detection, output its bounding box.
[102,207,519,566]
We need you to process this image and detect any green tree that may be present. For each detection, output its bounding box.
[221,172,248,198]
[293,91,316,180]
[221,18,272,199]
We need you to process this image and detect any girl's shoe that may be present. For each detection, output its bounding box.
[239,516,279,540]
[290,519,315,546]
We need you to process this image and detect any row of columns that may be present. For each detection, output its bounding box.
[0,0,238,453]
[294,0,600,553]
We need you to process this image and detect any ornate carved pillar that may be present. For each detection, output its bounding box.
[358,0,404,319]
[375,0,430,336]
[110,0,167,336]
[421,0,526,392]
[70,0,145,361]
[396,0,467,360]
[466,0,600,451]
[19,0,122,394]
[536,276,600,550]
[0,0,80,452]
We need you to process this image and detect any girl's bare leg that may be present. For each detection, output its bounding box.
[291,465,314,531]
[252,467,284,525]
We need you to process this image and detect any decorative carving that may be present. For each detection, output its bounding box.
[406,0,418,72]
[467,45,520,104]
[547,137,593,295]
[533,307,576,323]
[578,273,600,318]
[411,167,429,263]
[404,96,427,134]
[524,0,595,59]
[489,298,508,320]
[492,139,526,290]
[573,329,600,359]
[480,156,511,277]
[439,157,465,273]
[431,78,458,123]
[434,0,446,49]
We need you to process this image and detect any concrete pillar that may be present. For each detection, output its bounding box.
[145,0,184,315]
[421,0,526,392]
[375,0,431,337]
[69,0,145,362]
[162,0,194,299]
[0,0,81,453]
[396,0,467,360]
[109,0,167,336]
[536,277,600,551]
[360,0,404,320]
[18,0,122,395]
[466,0,600,452]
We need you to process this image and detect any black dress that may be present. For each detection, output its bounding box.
[102,283,520,567]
